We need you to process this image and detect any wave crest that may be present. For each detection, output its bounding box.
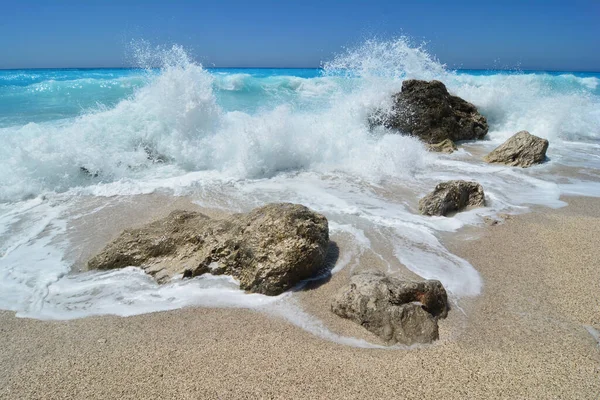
[1,39,599,202]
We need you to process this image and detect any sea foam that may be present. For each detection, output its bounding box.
[0,39,599,344]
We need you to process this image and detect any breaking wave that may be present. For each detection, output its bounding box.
[0,38,599,332]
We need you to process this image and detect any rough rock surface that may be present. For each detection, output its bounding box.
[427,139,458,154]
[484,130,549,167]
[379,79,488,143]
[87,203,329,296]
[331,271,448,345]
[419,180,485,216]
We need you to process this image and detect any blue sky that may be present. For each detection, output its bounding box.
[1,0,599,70]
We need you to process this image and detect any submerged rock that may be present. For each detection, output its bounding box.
[141,143,169,164]
[331,271,448,345]
[419,180,485,216]
[484,130,549,167]
[87,203,329,296]
[427,139,458,154]
[376,79,488,143]
[79,166,99,178]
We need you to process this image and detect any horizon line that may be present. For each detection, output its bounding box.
[1,66,599,74]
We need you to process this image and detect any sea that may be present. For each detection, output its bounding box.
[1,39,599,345]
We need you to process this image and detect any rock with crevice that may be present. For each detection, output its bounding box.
[419,180,485,216]
[374,79,488,143]
[331,271,448,345]
[484,130,549,167]
[87,203,329,296]
[427,139,458,154]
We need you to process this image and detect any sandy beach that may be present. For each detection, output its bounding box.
[2,2,599,398]
[0,196,598,399]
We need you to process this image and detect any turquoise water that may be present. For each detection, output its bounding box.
[0,68,324,126]
[3,67,598,127]
[0,40,599,325]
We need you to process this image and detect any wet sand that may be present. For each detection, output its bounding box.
[1,196,599,399]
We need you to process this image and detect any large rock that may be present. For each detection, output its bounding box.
[378,79,488,143]
[331,271,448,345]
[419,180,485,216]
[87,203,329,296]
[484,130,549,167]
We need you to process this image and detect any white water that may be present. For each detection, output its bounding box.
[1,39,599,345]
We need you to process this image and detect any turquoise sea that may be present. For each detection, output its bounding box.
[0,40,599,339]
[2,67,599,127]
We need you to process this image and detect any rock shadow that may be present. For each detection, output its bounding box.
[294,240,339,292]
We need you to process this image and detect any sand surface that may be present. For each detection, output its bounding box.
[1,196,599,399]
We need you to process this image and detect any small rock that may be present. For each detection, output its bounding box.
[331,271,448,345]
[427,139,458,154]
[484,131,549,167]
[484,214,513,226]
[419,180,485,216]
[79,167,99,178]
[498,213,512,221]
[483,216,499,226]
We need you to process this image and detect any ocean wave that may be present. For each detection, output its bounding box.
[2,76,146,94]
[449,72,600,141]
[213,73,339,100]
[0,69,141,87]
[1,39,599,326]
[1,40,599,202]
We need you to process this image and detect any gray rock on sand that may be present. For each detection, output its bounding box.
[427,139,458,154]
[87,203,329,296]
[331,271,448,345]
[484,130,549,168]
[375,79,488,143]
[419,180,485,216]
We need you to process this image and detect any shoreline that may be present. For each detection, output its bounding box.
[1,195,599,399]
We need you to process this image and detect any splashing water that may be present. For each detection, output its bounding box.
[0,38,599,345]
[323,36,449,81]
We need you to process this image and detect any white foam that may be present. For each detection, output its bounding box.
[214,73,251,91]
[560,181,600,198]
[0,39,599,346]
[449,73,600,142]
[0,199,69,315]
[36,269,283,320]
[265,299,388,348]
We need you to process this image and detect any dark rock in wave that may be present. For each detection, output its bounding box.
[373,79,488,143]
[79,166,99,178]
[87,203,329,296]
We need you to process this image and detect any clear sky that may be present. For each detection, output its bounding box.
[1,0,599,71]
